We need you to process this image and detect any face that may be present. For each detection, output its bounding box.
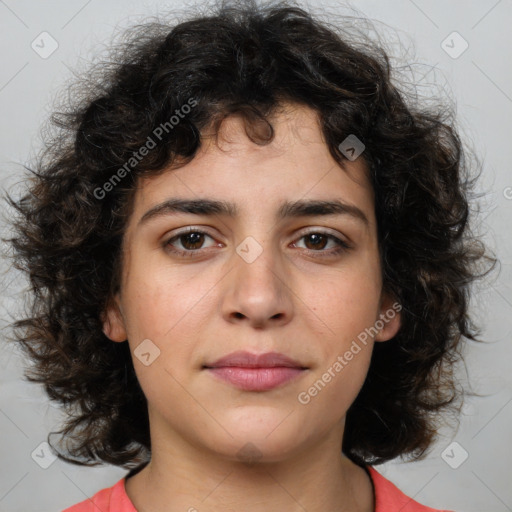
[103,102,401,463]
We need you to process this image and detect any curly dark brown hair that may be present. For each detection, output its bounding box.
[4,0,496,470]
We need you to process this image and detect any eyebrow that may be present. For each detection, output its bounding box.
[138,198,369,227]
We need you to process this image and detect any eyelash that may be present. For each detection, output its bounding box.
[163,227,351,259]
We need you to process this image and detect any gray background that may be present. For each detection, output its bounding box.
[0,1,511,511]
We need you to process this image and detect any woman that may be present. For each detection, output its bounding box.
[7,1,494,510]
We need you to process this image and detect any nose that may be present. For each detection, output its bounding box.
[221,239,294,329]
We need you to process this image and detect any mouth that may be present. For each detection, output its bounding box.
[203,351,308,391]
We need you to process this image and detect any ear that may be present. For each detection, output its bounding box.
[101,294,127,342]
[374,291,402,343]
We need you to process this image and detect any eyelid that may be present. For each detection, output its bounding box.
[296,226,349,240]
[162,226,221,254]
[164,225,349,244]
[163,225,352,258]
[165,225,219,240]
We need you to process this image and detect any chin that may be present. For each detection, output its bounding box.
[222,436,303,465]
[205,407,311,464]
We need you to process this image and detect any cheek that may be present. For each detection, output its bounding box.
[301,261,381,411]
[120,264,218,389]
[121,259,209,339]
[304,263,382,337]
[294,333,374,437]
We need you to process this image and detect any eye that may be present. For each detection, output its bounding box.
[163,228,351,259]
[292,231,351,257]
[164,228,218,257]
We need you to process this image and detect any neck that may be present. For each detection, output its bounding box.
[125,421,374,512]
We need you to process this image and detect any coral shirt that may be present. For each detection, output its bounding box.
[62,465,453,512]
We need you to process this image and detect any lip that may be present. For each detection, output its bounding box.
[203,351,308,391]
[205,350,306,369]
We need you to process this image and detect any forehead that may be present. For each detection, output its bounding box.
[129,103,375,229]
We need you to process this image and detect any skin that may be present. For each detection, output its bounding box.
[103,102,401,512]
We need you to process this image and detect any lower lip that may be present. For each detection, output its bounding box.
[205,367,305,391]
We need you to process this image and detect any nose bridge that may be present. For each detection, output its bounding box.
[222,232,293,325]
[235,232,284,299]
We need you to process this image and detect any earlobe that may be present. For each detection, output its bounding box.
[101,294,127,342]
[374,294,402,343]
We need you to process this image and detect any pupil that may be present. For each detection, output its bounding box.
[183,233,203,249]
[306,233,327,250]
[179,233,328,251]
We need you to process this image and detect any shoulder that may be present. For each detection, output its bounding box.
[61,477,136,512]
[367,466,455,512]
[61,466,455,512]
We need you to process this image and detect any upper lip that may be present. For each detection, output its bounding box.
[204,351,307,369]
